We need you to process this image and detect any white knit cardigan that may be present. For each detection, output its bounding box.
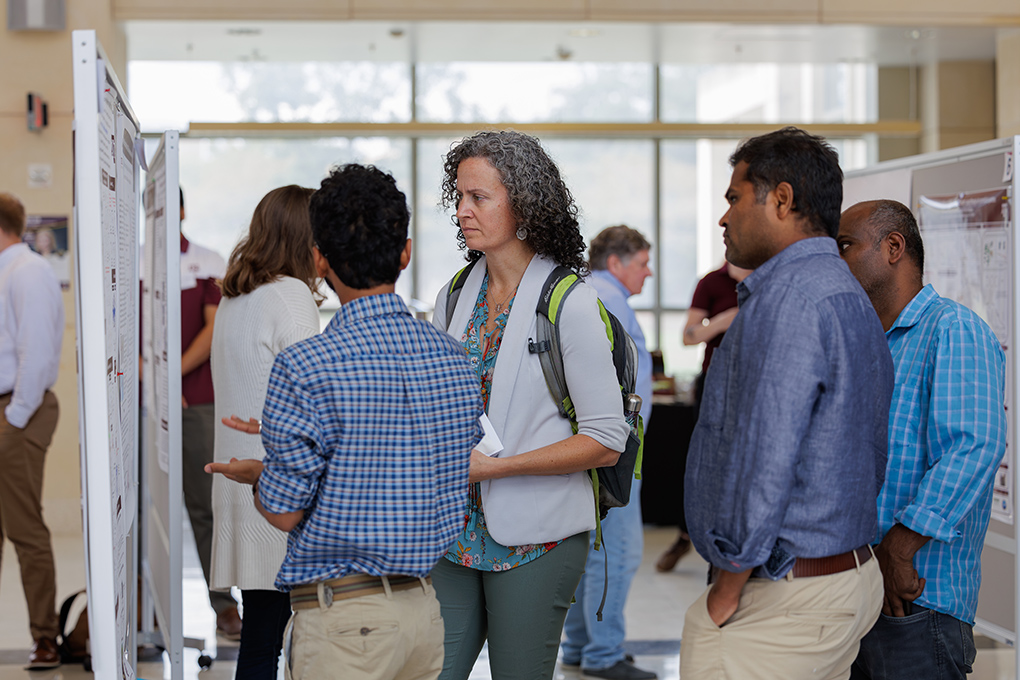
[208,276,321,591]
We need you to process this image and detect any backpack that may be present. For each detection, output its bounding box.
[57,589,90,667]
[445,261,645,620]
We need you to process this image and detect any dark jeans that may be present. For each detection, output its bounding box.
[236,589,292,680]
[851,604,977,680]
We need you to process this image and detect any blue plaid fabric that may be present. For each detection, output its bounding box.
[257,293,484,590]
[881,284,1006,624]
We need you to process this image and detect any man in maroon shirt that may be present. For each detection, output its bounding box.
[177,190,240,638]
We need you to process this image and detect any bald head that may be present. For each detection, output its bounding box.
[838,199,924,329]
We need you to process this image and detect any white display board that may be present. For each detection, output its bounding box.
[845,138,1020,675]
[71,30,141,680]
[140,131,184,679]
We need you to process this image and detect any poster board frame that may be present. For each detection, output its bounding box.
[71,29,142,679]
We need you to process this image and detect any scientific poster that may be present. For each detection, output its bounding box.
[919,187,1013,524]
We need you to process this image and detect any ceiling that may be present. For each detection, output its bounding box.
[125,20,1000,66]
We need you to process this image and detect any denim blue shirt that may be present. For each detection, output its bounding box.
[588,269,653,426]
[257,294,484,590]
[685,237,894,579]
[880,284,1006,624]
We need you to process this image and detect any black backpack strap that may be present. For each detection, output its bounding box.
[444,260,479,330]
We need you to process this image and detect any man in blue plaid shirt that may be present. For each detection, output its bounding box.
[839,199,1007,680]
[208,164,483,680]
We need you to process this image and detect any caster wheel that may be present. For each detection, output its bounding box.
[198,654,214,670]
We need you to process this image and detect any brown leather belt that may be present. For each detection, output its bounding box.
[290,573,431,610]
[791,546,871,578]
[709,546,871,584]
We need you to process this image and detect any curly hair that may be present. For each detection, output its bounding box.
[309,164,409,289]
[221,185,320,302]
[440,130,587,274]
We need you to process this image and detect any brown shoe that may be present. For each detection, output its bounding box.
[216,605,242,641]
[26,637,61,670]
[655,533,692,572]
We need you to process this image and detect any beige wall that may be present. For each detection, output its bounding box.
[877,66,921,162]
[2,0,125,534]
[110,0,1020,23]
[998,30,1020,137]
[920,60,997,154]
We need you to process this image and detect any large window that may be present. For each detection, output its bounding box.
[129,45,876,379]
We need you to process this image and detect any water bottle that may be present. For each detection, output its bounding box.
[624,393,642,434]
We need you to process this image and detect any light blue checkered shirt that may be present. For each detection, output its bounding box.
[257,293,484,590]
[881,284,1006,624]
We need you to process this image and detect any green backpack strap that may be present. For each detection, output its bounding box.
[530,266,618,621]
[444,260,479,330]
[532,266,581,420]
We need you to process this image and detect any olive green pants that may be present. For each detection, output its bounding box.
[432,531,588,680]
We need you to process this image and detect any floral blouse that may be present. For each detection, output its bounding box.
[443,272,562,571]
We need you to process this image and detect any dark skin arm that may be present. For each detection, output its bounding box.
[874,523,930,617]
[204,458,305,532]
[181,304,217,377]
[707,568,753,626]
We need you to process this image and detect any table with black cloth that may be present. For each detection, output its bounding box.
[639,399,699,527]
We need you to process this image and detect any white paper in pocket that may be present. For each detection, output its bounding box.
[475,414,504,457]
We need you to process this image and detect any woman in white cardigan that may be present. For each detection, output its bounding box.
[209,185,322,679]
[431,130,630,680]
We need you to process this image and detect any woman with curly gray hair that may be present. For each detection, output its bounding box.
[431,130,629,680]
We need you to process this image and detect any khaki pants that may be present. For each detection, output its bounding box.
[681,554,882,680]
[285,577,444,680]
[0,391,60,640]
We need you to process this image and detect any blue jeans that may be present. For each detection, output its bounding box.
[851,604,977,680]
[561,479,644,670]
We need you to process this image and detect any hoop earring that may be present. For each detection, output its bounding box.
[516,227,528,241]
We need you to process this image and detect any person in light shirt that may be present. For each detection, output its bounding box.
[0,192,65,669]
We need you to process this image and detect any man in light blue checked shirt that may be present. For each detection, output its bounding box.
[839,199,1007,680]
[208,165,484,680]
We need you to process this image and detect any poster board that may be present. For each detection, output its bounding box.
[140,131,184,679]
[845,138,1020,666]
[71,30,141,679]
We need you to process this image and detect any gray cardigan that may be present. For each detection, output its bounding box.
[433,254,629,546]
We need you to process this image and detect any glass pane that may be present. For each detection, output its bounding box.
[660,311,704,383]
[542,139,656,308]
[415,138,475,312]
[129,61,411,132]
[659,140,699,308]
[635,311,656,351]
[175,137,413,302]
[660,63,875,124]
[416,63,653,123]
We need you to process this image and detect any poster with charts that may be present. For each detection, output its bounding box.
[919,187,1013,525]
[144,156,172,474]
[114,109,138,679]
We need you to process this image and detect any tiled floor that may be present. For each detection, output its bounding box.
[0,526,1016,679]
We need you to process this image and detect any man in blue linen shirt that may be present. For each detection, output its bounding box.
[207,164,484,680]
[680,127,894,679]
[562,225,656,680]
[0,192,65,669]
[838,200,1006,680]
